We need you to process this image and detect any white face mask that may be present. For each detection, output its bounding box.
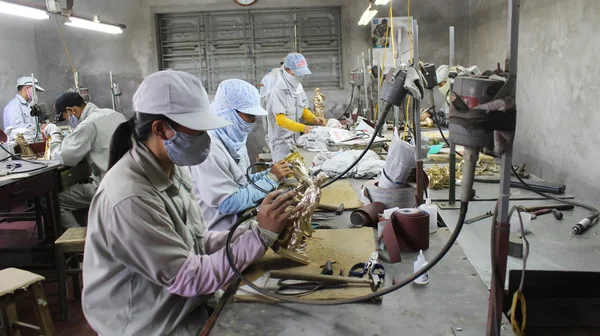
[282,70,302,89]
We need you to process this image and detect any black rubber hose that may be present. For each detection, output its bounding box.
[338,86,355,120]
[224,201,469,305]
[245,162,272,194]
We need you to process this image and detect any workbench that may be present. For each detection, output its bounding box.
[210,147,511,335]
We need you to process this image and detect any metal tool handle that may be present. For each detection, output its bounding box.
[269,270,372,284]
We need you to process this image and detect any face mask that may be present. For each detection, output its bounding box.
[67,110,79,129]
[282,70,301,89]
[163,126,211,166]
[25,87,33,103]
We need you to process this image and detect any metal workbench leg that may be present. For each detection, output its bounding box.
[48,189,68,321]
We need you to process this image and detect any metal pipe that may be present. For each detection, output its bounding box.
[448,26,456,206]
[362,52,369,119]
[110,71,116,111]
[486,1,520,335]
[413,21,424,205]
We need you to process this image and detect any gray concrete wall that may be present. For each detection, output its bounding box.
[470,0,600,200]
[0,14,40,130]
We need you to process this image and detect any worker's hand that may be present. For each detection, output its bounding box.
[270,160,293,181]
[257,190,302,234]
[43,123,60,136]
[315,117,327,126]
[304,126,313,134]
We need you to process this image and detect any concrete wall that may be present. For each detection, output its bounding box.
[470,0,600,200]
[0,14,40,130]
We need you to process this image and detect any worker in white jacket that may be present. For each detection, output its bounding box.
[2,76,45,130]
[43,92,126,228]
[188,79,293,231]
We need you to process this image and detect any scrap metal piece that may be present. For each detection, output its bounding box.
[464,211,493,224]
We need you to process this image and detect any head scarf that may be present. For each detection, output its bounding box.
[208,79,258,160]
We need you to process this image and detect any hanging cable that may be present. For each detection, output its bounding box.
[55,15,77,77]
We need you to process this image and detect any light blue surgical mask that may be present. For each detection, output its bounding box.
[163,125,211,166]
[67,110,79,129]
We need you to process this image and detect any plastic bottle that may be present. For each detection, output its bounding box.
[419,196,438,233]
[413,250,429,285]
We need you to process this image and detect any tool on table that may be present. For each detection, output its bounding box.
[520,204,574,212]
[512,163,529,178]
[275,279,348,297]
[311,223,339,230]
[349,251,385,289]
[335,203,345,215]
[464,211,493,224]
[5,163,22,173]
[571,218,594,235]
[269,270,372,285]
[552,209,563,220]
[319,260,336,275]
[529,208,552,220]
[340,129,370,142]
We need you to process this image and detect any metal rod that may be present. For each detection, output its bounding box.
[486,1,520,335]
[448,26,456,206]
[413,21,423,205]
[362,52,369,119]
[110,71,116,111]
[269,270,372,285]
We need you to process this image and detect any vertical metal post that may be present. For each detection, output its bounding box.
[110,71,116,111]
[413,20,424,205]
[362,52,370,119]
[448,26,456,205]
[487,1,520,335]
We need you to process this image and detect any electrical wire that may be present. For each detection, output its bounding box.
[224,201,469,305]
[338,86,355,120]
[0,143,47,166]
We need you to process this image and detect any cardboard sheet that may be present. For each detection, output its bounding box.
[319,179,363,210]
[235,228,381,302]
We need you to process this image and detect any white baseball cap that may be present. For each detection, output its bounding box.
[133,70,231,131]
[436,65,449,84]
[16,76,45,92]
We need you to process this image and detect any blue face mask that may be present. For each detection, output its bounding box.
[163,126,211,166]
[67,110,79,129]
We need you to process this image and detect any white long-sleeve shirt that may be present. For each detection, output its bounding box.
[48,102,126,183]
[3,94,34,130]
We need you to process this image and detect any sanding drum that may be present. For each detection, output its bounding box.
[382,208,430,263]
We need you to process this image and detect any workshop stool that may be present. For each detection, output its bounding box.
[54,227,86,321]
[0,268,55,336]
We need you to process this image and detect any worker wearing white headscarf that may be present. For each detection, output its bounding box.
[82,70,301,336]
[188,79,293,231]
[264,53,327,162]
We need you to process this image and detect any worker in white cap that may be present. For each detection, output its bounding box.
[188,79,293,231]
[264,52,327,161]
[82,70,302,336]
[43,91,126,228]
[436,64,451,116]
[2,76,45,130]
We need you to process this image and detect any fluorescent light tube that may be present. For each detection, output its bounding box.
[375,0,391,5]
[65,16,123,34]
[358,4,378,26]
[0,1,50,20]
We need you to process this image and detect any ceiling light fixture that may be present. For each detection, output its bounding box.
[65,15,124,34]
[0,0,50,20]
[374,0,391,5]
[358,2,378,26]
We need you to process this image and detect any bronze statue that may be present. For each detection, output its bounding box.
[15,133,35,158]
[271,153,328,264]
[312,88,325,119]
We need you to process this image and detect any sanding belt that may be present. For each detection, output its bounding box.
[350,202,386,227]
[381,209,430,263]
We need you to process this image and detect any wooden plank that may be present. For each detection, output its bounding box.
[319,179,362,210]
[5,303,21,336]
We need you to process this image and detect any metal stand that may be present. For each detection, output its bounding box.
[412,20,424,205]
[448,26,457,206]
[486,1,520,335]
